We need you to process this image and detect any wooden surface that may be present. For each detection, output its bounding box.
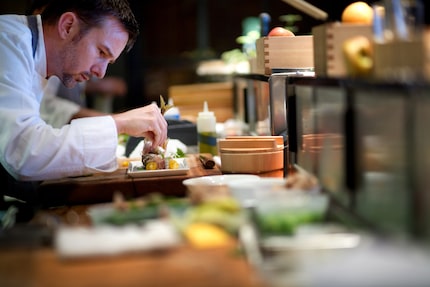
[0,205,269,287]
[37,155,222,207]
[37,154,283,208]
[312,23,372,77]
[168,82,234,123]
[0,244,268,287]
[255,36,314,75]
[0,153,285,287]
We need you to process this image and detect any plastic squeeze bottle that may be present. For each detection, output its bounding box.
[197,101,217,155]
[163,98,180,120]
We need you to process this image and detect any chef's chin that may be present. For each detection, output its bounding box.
[61,76,79,88]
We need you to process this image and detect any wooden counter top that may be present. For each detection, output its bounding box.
[37,155,283,208]
[0,204,269,287]
[0,244,268,287]
[37,155,223,207]
[1,154,285,287]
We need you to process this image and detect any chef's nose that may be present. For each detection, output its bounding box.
[90,62,108,78]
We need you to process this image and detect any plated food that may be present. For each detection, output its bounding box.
[127,159,189,178]
[87,192,245,247]
[88,192,189,226]
[141,144,186,170]
[139,95,186,171]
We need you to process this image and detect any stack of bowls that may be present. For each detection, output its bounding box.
[218,136,284,174]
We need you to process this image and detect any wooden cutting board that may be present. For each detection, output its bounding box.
[37,155,221,207]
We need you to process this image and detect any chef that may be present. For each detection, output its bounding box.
[0,0,167,202]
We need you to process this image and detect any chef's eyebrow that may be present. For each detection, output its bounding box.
[101,45,116,64]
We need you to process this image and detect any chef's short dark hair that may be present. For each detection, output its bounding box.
[37,0,139,52]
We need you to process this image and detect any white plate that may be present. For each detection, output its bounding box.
[183,174,260,197]
[227,177,287,207]
[127,160,189,178]
[182,174,260,188]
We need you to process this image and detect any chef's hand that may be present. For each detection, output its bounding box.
[112,103,168,148]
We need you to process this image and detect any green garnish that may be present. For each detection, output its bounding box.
[160,95,173,115]
[173,148,186,158]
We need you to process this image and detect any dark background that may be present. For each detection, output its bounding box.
[1,0,428,111]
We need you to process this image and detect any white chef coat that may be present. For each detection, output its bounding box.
[40,76,82,128]
[0,15,119,181]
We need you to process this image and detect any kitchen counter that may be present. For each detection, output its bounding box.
[37,154,283,208]
[37,155,223,207]
[0,154,284,287]
[0,202,269,287]
[0,245,268,287]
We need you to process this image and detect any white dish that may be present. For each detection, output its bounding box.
[227,177,287,207]
[183,174,260,200]
[55,220,181,258]
[183,174,260,189]
[127,160,189,178]
[260,232,361,252]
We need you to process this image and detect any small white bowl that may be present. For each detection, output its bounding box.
[183,174,260,202]
[227,177,287,207]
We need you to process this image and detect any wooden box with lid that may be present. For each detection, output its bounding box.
[255,35,314,75]
[312,22,372,78]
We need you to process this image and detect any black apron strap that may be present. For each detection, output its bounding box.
[27,15,39,57]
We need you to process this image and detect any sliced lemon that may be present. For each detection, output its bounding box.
[168,159,179,169]
[184,222,233,249]
[145,161,158,170]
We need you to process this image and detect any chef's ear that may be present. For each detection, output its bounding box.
[57,12,78,39]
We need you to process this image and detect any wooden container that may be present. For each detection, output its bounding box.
[221,135,284,146]
[220,150,284,174]
[255,35,314,75]
[312,22,372,78]
[168,82,233,123]
[218,138,280,150]
[218,136,284,174]
[373,40,425,81]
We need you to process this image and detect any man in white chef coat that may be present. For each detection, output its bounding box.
[27,0,128,128]
[0,0,167,202]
